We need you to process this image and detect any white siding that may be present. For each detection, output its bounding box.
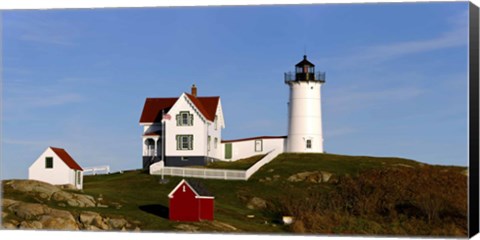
[28,147,82,189]
[286,81,324,153]
[164,94,208,157]
[220,137,286,161]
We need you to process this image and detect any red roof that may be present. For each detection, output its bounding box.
[139,98,178,123]
[50,147,83,171]
[185,94,219,122]
[140,94,219,123]
[221,136,287,143]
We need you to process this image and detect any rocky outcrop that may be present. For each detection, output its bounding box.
[246,197,267,210]
[2,199,138,231]
[2,180,139,231]
[287,171,333,183]
[5,179,96,208]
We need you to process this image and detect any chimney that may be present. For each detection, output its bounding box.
[191,84,197,97]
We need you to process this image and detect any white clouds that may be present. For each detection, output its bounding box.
[5,14,78,46]
[323,10,468,70]
[326,86,423,113]
[3,80,85,118]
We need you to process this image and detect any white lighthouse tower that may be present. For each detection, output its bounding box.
[285,55,325,153]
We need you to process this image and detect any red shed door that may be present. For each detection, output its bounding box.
[169,182,200,221]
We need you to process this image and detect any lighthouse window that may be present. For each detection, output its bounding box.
[306,140,312,149]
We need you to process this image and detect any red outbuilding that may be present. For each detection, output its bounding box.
[168,179,214,221]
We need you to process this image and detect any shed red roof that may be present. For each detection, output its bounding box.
[50,147,83,171]
[168,179,214,199]
[140,94,219,123]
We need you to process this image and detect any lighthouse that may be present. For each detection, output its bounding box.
[285,55,325,153]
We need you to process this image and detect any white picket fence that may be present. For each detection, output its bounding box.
[150,149,282,181]
[83,165,110,175]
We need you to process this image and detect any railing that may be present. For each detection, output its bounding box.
[150,149,282,180]
[83,165,110,175]
[284,71,326,83]
[151,165,247,180]
[245,148,282,179]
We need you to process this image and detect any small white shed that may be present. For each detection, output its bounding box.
[28,147,84,189]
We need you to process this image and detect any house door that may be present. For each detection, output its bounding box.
[225,143,232,159]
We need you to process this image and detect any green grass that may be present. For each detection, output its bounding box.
[80,153,437,232]
[205,154,266,170]
[3,153,467,234]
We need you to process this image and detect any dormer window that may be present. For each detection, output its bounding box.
[177,111,193,126]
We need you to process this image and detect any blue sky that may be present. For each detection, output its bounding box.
[1,2,469,179]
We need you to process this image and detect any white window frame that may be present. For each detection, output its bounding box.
[176,111,193,126]
[176,135,193,150]
[254,139,263,152]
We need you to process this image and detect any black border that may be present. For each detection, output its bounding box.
[469,2,480,238]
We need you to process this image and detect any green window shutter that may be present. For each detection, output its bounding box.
[189,135,194,150]
[189,114,193,126]
[176,114,181,126]
[176,135,180,150]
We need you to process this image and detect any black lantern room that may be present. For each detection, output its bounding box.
[284,55,326,83]
[295,55,315,81]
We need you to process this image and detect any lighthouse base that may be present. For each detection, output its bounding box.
[286,135,324,153]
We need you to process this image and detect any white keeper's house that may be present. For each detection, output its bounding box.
[139,55,326,169]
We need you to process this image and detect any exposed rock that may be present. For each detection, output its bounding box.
[247,197,267,210]
[40,215,79,230]
[320,171,332,182]
[287,171,333,183]
[108,218,128,229]
[13,202,48,220]
[175,224,199,232]
[49,208,75,222]
[393,163,414,168]
[2,212,8,219]
[86,225,101,231]
[52,191,96,208]
[79,211,102,226]
[52,191,70,202]
[267,169,274,173]
[3,198,18,209]
[2,221,18,229]
[19,220,43,229]
[273,175,280,179]
[209,220,238,231]
[91,216,110,230]
[10,180,60,199]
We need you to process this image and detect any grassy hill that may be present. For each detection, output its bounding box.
[3,153,468,235]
